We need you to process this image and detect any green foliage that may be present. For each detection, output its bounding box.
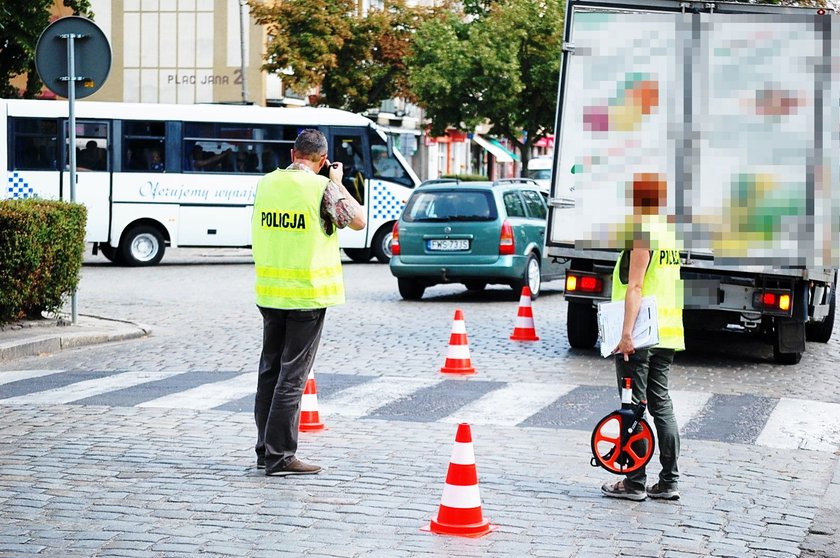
[248,0,441,112]
[0,0,93,98]
[441,173,488,181]
[0,199,86,323]
[408,0,565,170]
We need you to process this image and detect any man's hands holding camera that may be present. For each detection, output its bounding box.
[325,160,343,184]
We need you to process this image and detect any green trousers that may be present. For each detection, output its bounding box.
[614,347,680,490]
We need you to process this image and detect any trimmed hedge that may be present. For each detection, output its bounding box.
[0,199,86,323]
[441,173,489,182]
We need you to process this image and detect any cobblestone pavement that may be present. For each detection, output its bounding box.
[1,248,839,556]
[0,405,835,558]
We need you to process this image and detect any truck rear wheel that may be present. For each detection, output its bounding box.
[567,301,598,349]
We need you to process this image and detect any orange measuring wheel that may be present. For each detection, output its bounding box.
[590,410,656,474]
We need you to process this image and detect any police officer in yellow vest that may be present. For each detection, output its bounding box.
[252,129,365,477]
[601,173,684,501]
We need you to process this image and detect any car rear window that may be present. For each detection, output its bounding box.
[402,190,498,222]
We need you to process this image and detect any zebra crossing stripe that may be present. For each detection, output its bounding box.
[137,373,253,410]
[669,390,713,434]
[319,376,442,418]
[441,382,577,426]
[1,370,184,405]
[755,398,840,453]
[0,369,65,386]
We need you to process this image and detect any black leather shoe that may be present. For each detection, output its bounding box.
[265,457,322,476]
[256,455,265,469]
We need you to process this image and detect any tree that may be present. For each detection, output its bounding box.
[0,0,92,98]
[249,0,440,112]
[407,0,564,171]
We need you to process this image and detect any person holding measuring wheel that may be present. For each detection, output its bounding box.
[598,173,685,502]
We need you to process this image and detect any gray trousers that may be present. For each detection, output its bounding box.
[614,347,680,490]
[255,306,326,470]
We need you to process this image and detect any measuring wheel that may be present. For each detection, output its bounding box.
[590,411,656,474]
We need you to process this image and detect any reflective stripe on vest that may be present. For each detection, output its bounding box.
[611,217,685,351]
[252,169,345,309]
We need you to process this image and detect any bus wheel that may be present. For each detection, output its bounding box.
[120,225,165,266]
[372,224,394,264]
[344,248,371,263]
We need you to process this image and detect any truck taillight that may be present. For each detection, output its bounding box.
[499,220,515,255]
[391,222,400,256]
[565,273,603,294]
[754,290,792,312]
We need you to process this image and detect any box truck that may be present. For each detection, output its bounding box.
[546,0,839,364]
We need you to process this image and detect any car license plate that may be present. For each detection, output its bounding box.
[428,239,470,251]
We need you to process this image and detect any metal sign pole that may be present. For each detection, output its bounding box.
[239,0,249,103]
[36,17,111,327]
[63,32,79,324]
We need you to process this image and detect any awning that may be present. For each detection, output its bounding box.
[472,134,519,163]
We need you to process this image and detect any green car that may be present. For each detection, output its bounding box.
[389,178,566,300]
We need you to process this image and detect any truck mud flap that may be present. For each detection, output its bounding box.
[776,319,806,354]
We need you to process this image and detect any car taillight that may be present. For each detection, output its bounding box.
[565,272,603,294]
[499,220,514,255]
[391,222,400,256]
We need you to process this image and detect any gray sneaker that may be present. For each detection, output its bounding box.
[601,480,646,501]
[265,457,322,477]
[647,482,680,500]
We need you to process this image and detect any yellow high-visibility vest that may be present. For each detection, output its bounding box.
[252,169,344,309]
[611,216,685,351]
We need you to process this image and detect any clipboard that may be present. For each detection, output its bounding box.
[596,296,659,358]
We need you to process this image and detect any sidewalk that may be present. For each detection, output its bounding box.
[0,314,150,362]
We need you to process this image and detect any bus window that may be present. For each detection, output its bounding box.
[123,121,166,172]
[369,130,412,187]
[66,121,108,172]
[185,141,233,172]
[331,132,367,205]
[12,118,58,170]
[183,122,293,173]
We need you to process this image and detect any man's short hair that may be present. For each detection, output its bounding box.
[294,129,328,160]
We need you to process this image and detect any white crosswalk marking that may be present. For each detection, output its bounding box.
[441,382,577,426]
[1,370,185,404]
[137,373,254,410]
[755,398,840,453]
[1,370,837,454]
[319,376,443,418]
[0,369,65,386]
[669,390,713,434]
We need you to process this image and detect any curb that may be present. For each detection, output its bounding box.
[0,317,151,362]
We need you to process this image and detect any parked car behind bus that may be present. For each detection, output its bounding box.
[389,178,566,300]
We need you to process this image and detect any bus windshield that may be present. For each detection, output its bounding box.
[369,129,415,187]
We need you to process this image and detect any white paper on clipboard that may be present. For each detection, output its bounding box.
[597,296,659,358]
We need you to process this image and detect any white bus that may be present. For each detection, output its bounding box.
[1,99,420,265]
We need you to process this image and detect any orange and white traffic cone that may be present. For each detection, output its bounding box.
[510,286,540,341]
[423,423,496,538]
[440,309,476,375]
[299,370,325,432]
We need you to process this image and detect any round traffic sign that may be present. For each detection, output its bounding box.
[35,16,111,99]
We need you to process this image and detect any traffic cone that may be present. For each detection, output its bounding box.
[299,370,325,432]
[510,286,540,341]
[440,309,476,375]
[423,423,496,538]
